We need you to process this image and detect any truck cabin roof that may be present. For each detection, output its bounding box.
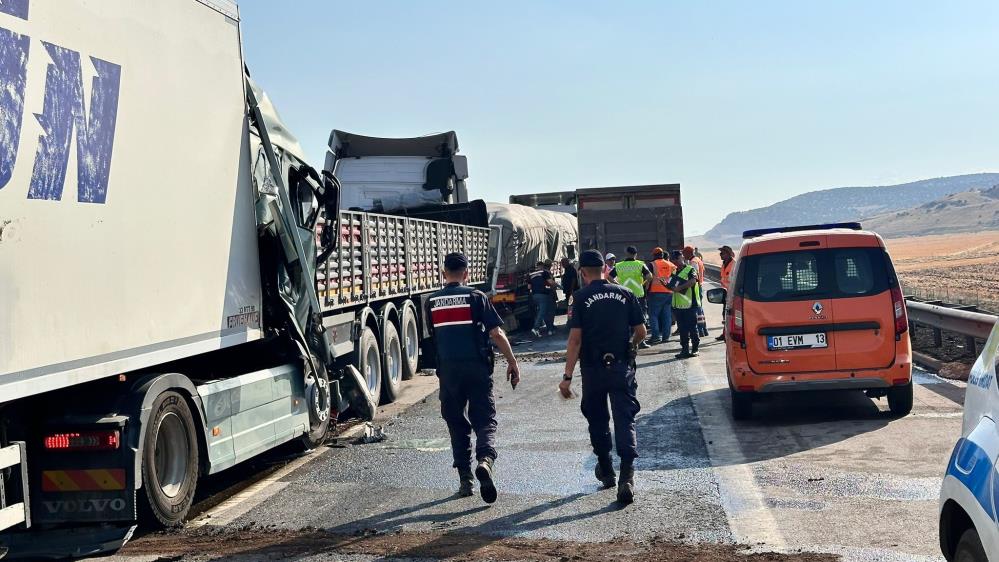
[329,130,459,159]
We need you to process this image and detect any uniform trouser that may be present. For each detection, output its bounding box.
[674,306,700,353]
[580,361,641,463]
[532,294,555,332]
[647,292,672,340]
[437,363,497,471]
[696,305,709,337]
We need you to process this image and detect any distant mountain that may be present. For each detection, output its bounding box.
[705,173,999,245]
[863,187,999,237]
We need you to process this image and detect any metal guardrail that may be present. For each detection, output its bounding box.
[906,299,997,342]
[703,263,721,282]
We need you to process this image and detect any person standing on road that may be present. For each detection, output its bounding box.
[560,250,646,505]
[427,253,521,504]
[670,250,701,359]
[610,246,653,347]
[645,247,675,345]
[683,246,709,337]
[529,260,558,337]
[603,253,617,280]
[716,245,736,341]
[561,257,579,304]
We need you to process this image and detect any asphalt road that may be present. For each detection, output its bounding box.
[106,299,965,562]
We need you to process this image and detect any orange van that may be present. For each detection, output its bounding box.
[706,223,912,420]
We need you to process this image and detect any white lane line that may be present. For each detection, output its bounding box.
[687,363,787,548]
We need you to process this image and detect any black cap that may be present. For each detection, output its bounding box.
[626,245,638,255]
[579,249,604,267]
[444,252,468,271]
[670,250,683,260]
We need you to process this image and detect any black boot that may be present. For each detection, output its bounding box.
[617,462,635,504]
[594,455,617,488]
[457,469,474,497]
[475,457,497,504]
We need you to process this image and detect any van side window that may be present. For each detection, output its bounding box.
[834,250,875,295]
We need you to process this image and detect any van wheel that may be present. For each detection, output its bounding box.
[140,391,199,527]
[955,528,987,562]
[887,382,913,417]
[381,321,403,403]
[358,327,383,405]
[400,305,420,380]
[731,388,753,421]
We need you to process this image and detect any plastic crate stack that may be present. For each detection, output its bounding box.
[336,211,365,305]
[409,218,440,293]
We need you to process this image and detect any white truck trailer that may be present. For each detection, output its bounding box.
[0,1,489,557]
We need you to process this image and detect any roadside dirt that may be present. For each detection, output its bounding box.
[123,527,840,561]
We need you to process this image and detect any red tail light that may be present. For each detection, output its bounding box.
[729,296,745,343]
[890,286,908,335]
[44,431,120,451]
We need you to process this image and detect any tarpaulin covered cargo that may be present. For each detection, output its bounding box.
[487,203,578,276]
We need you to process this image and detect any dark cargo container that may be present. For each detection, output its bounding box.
[576,184,684,257]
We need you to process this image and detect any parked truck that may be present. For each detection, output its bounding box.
[0,1,489,557]
[576,184,684,256]
[487,203,578,329]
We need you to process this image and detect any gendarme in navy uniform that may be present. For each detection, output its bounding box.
[560,249,646,504]
[426,252,520,504]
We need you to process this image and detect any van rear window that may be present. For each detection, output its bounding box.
[739,247,891,302]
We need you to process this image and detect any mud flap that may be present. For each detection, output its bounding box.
[0,524,136,559]
[343,365,376,421]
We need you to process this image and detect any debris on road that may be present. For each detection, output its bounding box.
[122,527,840,561]
[355,422,388,444]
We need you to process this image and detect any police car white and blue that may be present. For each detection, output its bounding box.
[939,321,999,561]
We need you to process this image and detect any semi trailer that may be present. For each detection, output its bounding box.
[576,184,684,256]
[0,1,489,557]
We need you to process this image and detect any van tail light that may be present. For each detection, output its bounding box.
[44,430,120,451]
[889,286,908,335]
[729,296,745,343]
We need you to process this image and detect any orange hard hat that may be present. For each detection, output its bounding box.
[652,247,664,256]
[682,245,695,257]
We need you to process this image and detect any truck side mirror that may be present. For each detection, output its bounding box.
[706,288,727,304]
[321,170,341,221]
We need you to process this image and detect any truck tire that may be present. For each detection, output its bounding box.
[358,326,383,405]
[730,387,753,421]
[400,305,420,380]
[139,391,199,527]
[954,528,987,562]
[381,321,403,403]
[887,382,913,417]
[299,360,332,450]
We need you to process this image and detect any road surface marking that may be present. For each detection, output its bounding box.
[686,359,787,548]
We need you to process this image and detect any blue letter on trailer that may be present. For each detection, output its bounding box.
[28,42,121,203]
[0,0,29,20]
[0,27,28,190]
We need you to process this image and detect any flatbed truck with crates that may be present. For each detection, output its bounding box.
[0,1,489,557]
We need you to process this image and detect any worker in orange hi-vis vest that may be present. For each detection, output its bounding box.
[645,247,676,345]
[716,245,736,341]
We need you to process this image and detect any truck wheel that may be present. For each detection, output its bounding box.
[358,327,383,405]
[730,387,753,421]
[400,305,420,380]
[955,528,987,562]
[299,360,331,450]
[140,391,199,527]
[381,321,403,403]
[887,382,913,417]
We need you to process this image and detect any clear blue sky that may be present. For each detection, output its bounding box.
[238,1,999,235]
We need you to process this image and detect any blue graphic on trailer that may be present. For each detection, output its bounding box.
[0,0,122,203]
[0,0,29,20]
[0,26,28,191]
